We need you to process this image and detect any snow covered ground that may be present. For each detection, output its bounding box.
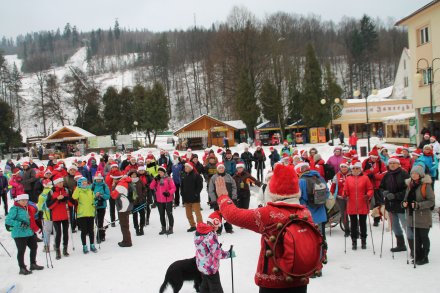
[0,138,439,293]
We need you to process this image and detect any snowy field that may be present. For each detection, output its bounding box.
[1,137,439,293]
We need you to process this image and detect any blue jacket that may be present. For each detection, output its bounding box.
[171,162,184,185]
[91,180,110,209]
[89,165,98,179]
[269,150,281,167]
[299,170,329,224]
[416,155,439,179]
[224,159,236,176]
[5,205,35,239]
[78,166,91,183]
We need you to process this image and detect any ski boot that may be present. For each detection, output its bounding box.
[63,246,70,257]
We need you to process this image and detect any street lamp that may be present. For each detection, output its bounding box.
[133,121,138,150]
[416,58,440,136]
[320,97,341,146]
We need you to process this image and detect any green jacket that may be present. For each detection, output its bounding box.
[37,187,53,221]
[72,187,96,218]
[5,205,34,239]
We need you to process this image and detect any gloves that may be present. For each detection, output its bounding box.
[385,192,395,201]
[230,250,237,258]
[367,173,375,180]
[163,191,170,197]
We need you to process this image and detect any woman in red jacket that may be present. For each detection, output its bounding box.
[330,161,351,236]
[349,132,358,151]
[310,154,325,179]
[343,162,374,250]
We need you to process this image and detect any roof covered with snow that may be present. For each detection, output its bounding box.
[347,86,394,103]
[223,120,247,129]
[382,112,415,123]
[43,125,96,143]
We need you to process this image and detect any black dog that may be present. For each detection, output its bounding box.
[159,257,202,293]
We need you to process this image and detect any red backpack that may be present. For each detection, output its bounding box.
[264,213,325,280]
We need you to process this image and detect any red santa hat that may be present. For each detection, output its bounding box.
[44,168,52,175]
[22,161,29,167]
[388,156,400,165]
[48,153,55,159]
[74,172,83,180]
[216,162,225,171]
[110,170,123,179]
[269,146,274,151]
[111,163,119,169]
[184,162,194,170]
[217,148,223,154]
[412,149,422,157]
[236,161,245,169]
[15,194,29,201]
[350,161,362,169]
[207,211,222,228]
[430,136,437,141]
[173,151,180,157]
[340,160,350,168]
[90,153,95,157]
[343,151,353,160]
[42,179,53,188]
[13,168,21,175]
[146,154,155,161]
[369,146,379,158]
[94,172,104,180]
[158,164,167,173]
[114,176,132,197]
[268,164,301,201]
[402,144,410,151]
[350,149,358,159]
[395,147,403,156]
[53,175,64,185]
[294,162,310,174]
[100,150,105,155]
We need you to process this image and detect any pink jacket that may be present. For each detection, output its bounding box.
[149,176,176,203]
[9,175,25,198]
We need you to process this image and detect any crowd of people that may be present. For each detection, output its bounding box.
[0,137,437,291]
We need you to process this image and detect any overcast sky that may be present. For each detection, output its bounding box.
[0,0,430,38]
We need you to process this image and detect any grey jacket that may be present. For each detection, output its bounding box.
[21,168,37,191]
[208,173,237,202]
[404,175,435,229]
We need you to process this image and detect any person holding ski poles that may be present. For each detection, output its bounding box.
[91,172,110,243]
[6,193,44,275]
[402,164,435,265]
[37,179,54,253]
[127,170,147,236]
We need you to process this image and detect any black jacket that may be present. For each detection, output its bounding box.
[379,168,410,213]
[0,175,8,195]
[181,170,203,203]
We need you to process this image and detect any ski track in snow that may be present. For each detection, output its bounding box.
[0,139,439,293]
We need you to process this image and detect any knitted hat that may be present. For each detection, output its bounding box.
[42,179,53,188]
[94,172,104,180]
[74,172,83,180]
[369,146,379,158]
[423,144,433,150]
[158,164,167,173]
[411,164,425,177]
[388,156,400,164]
[268,164,301,201]
[110,170,123,179]
[236,161,245,169]
[216,162,225,171]
[15,194,29,201]
[207,211,222,228]
[53,175,64,185]
[294,162,309,174]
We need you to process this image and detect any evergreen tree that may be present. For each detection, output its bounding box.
[103,86,122,142]
[145,82,169,144]
[235,70,259,138]
[114,20,121,40]
[323,62,343,120]
[0,99,22,148]
[63,23,72,39]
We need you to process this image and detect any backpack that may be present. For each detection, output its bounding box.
[305,176,328,207]
[263,212,324,280]
[420,183,435,211]
[323,164,335,181]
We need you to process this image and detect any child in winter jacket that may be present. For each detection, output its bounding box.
[6,193,44,275]
[72,177,97,254]
[91,172,110,243]
[37,179,54,252]
[194,211,235,293]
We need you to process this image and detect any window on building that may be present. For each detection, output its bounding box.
[404,60,406,69]
[386,124,409,138]
[419,26,430,45]
[404,76,409,87]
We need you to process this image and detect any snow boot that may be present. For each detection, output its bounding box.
[90,244,98,253]
[159,226,167,235]
[135,227,141,236]
[30,263,44,271]
[352,240,357,250]
[390,235,407,252]
[140,228,144,236]
[361,238,367,250]
[83,245,89,254]
[145,219,150,226]
[166,227,174,235]
[416,255,429,265]
[63,246,69,257]
[19,266,32,275]
[187,226,196,232]
[118,241,132,247]
[55,248,61,260]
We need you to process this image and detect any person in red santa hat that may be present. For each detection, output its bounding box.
[215,163,324,292]
[124,156,138,174]
[47,153,57,170]
[330,160,351,236]
[397,145,413,173]
[107,169,122,227]
[9,168,25,198]
[110,173,134,247]
[362,146,387,226]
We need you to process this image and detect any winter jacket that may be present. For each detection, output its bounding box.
[158,155,172,174]
[253,150,266,170]
[9,175,25,198]
[349,135,358,146]
[269,150,280,168]
[233,171,261,199]
[194,225,231,275]
[21,168,37,191]
[362,158,387,189]
[217,195,315,289]
[418,139,431,150]
[416,154,439,179]
[342,174,374,215]
[181,170,203,203]
[91,180,110,209]
[78,166,91,183]
[0,175,8,195]
[208,173,237,203]
[203,161,218,182]
[47,186,75,221]
[280,146,292,156]
[150,175,176,203]
[64,174,77,195]
[37,187,53,221]
[310,159,325,179]
[404,176,435,229]
[139,173,154,204]
[223,158,236,176]
[191,161,204,175]
[240,151,253,167]
[5,203,35,239]
[103,163,112,176]
[299,170,329,224]
[399,156,413,173]
[97,162,106,174]
[110,177,134,212]
[171,162,184,185]
[72,182,96,218]
[124,163,138,174]
[146,161,159,177]
[330,171,350,197]
[89,164,98,179]
[379,168,410,214]
[326,154,343,174]
[131,179,147,206]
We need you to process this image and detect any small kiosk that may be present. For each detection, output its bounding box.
[41,126,95,158]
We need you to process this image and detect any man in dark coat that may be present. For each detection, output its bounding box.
[253,146,266,182]
[21,162,38,202]
[181,162,203,232]
[233,162,261,209]
[240,146,253,174]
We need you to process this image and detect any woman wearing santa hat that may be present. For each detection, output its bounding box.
[6,193,44,275]
[233,161,261,210]
[330,160,351,236]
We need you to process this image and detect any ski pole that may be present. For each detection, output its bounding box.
[390,214,394,259]
[380,211,385,258]
[101,202,147,229]
[67,208,75,251]
[367,204,375,255]
[413,204,416,269]
[0,240,11,257]
[230,245,235,293]
[344,208,347,254]
[95,213,100,249]
[42,220,49,268]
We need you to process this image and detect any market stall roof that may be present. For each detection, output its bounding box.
[42,126,96,144]
[174,114,239,135]
[223,120,247,130]
[382,112,415,124]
